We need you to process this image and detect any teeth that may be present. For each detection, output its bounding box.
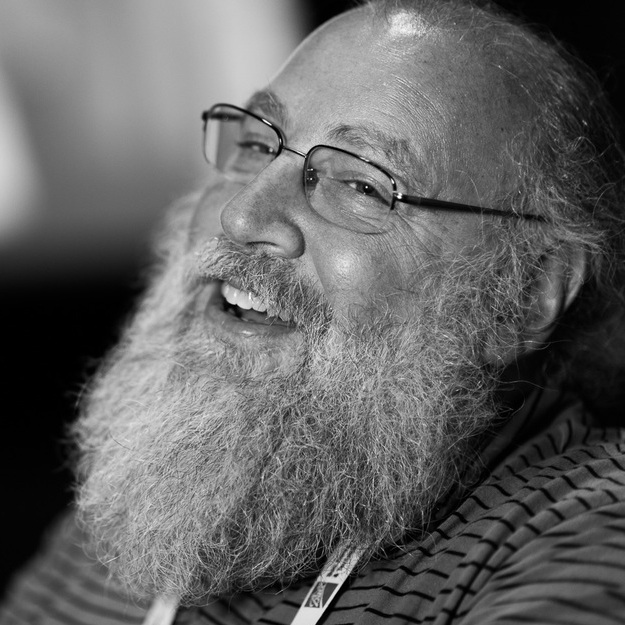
[221,283,267,313]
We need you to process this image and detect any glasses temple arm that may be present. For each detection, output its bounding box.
[395,193,545,222]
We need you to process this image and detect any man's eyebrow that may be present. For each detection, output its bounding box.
[245,90,289,128]
[328,124,430,191]
[243,93,429,190]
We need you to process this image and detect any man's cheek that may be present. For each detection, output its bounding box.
[311,246,383,321]
[322,250,424,326]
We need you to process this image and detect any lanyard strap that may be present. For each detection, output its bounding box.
[142,595,179,625]
[143,543,365,625]
[291,543,366,625]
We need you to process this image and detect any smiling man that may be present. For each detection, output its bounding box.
[3,0,625,624]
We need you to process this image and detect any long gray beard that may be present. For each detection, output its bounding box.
[73,209,524,605]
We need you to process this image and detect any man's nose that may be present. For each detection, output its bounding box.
[220,160,306,258]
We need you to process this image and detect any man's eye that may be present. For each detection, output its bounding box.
[236,141,276,156]
[348,180,379,196]
[344,179,388,203]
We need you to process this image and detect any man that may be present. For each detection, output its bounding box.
[2,0,625,623]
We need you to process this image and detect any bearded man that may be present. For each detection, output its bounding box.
[3,0,625,623]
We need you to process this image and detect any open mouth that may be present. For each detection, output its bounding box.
[220,282,294,327]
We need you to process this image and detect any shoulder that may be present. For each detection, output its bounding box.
[0,510,150,624]
[333,402,625,625]
[445,419,625,625]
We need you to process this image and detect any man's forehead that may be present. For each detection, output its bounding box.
[249,9,531,203]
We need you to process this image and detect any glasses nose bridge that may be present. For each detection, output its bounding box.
[280,144,308,161]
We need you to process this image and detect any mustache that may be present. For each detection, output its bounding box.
[194,237,333,329]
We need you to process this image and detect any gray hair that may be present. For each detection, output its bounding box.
[362,0,625,420]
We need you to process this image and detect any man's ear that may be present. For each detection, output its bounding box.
[523,248,586,349]
[485,246,586,367]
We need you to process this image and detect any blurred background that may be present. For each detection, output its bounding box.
[1,0,623,594]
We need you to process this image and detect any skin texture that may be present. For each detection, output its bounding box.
[189,8,532,370]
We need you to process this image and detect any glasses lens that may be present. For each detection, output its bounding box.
[305,146,394,233]
[204,105,280,182]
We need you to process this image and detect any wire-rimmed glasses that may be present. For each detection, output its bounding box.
[201,103,543,234]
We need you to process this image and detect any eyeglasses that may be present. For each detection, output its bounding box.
[201,103,543,234]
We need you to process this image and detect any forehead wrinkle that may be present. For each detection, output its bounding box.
[246,89,290,129]
[327,123,432,192]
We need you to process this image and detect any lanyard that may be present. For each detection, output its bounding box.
[291,543,365,625]
[142,595,179,625]
[143,543,365,625]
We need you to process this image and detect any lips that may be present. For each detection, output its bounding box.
[203,280,296,338]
